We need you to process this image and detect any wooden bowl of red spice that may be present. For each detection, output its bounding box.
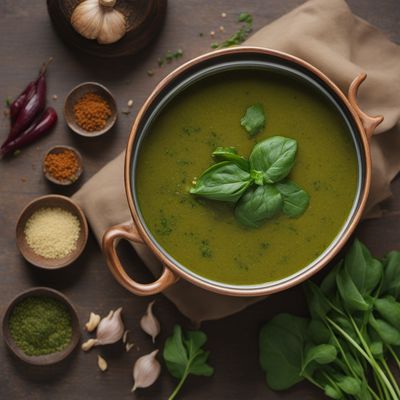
[43,145,83,185]
[64,82,117,137]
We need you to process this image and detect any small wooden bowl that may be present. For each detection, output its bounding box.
[64,82,117,137]
[2,287,81,366]
[42,145,83,185]
[16,195,88,269]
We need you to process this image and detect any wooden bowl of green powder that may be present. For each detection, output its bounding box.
[16,195,88,269]
[2,287,80,365]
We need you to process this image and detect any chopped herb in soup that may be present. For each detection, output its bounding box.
[135,70,358,285]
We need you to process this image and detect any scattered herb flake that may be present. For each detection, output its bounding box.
[147,70,155,77]
[200,240,212,258]
[5,98,11,107]
[238,12,253,23]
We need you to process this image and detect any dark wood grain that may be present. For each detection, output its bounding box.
[0,1,399,399]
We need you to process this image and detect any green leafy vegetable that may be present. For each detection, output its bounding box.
[212,147,249,171]
[240,104,265,137]
[235,185,282,228]
[190,161,251,202]
[259,239,400,400]
[259,313,308,390]
[275,180,310,217]
[163,325,214,400]
[249,136,297,183]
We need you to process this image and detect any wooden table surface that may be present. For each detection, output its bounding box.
[1,1,400,399]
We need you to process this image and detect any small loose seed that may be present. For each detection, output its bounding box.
[52,94,58,100]
[221,12,227,18]
[219,26,225,32]
[210,31,215,38]
[98,355,108,372]
[127,99,133,107]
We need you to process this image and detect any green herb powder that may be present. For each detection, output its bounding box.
[9,296,72,356]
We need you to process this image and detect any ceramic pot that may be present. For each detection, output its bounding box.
[102,47,383,297]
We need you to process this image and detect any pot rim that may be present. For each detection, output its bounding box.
[124,46,371,297]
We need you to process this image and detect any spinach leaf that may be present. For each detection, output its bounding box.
[212,147,250,171]
[163,325,214,400]
[275,179,310,217]
[336,266,370,312]
[308,319,331,344]
[336,376,362,395]
[249,136,297,183]
[259,313,308,390]
[240,103,265,137]
[190,161,252,202]
[374,296,400,330]
[301,344,337,373]
[344,239,382,296]
[324,384,343,399]
[368,314,400,346]
[382,251,400,297]
[234,184,282,228]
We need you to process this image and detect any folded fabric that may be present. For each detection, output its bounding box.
[73,0,400,324]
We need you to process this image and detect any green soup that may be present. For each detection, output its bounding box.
[136,70,358,285]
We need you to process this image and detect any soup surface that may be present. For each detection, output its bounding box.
[135,69,358,285]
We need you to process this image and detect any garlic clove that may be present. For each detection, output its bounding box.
[97,8,126,44]
[82,338,98,352]
[97,355,108,372]
[71,0,104,40]
[140,300,160,343]
[95,307,124,346]
[85,312,101,332]
[132,350,161,392]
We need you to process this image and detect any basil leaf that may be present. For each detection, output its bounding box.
[240,103,265,137]
[259,313,308,390]
[190,161,252,202]
[275,180,309,217]
[249,136,297,183]
[163,325,214,399]
[369,314,400,346]
[382,251,400,297]
[212,147,250,171]
[234,184,282,228]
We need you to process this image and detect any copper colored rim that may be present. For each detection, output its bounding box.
[124,46,372,297]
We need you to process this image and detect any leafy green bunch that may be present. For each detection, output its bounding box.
[190,136,309,228]
[259,239,400,400]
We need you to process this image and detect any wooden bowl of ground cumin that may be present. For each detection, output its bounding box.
[16,195,88,269]
[64,82,117,137]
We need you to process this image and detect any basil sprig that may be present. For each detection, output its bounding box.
[190,136,309,227]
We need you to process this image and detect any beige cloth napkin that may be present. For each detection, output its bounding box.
[73,0,400,323]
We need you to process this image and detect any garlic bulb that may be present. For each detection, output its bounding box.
[140,301,160,343]
[132,350,161,392]
[71,0,127,45]
[95,307,125,346]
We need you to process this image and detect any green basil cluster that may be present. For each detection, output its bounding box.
[259,239,400,400]
[190,136,310,228]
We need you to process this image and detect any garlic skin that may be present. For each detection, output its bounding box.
[97,8,126,44]
[140,301,160,343]
[71,0,127,44]
[132,350,161,392]
[71,0,103,40]
[85,312,101,332]
[95,307,124,345]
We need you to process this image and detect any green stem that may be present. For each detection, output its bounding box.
[303,373,324,391]
[381,357,400,398]
[326,316,398,400]
[168,370,190,400]
[388,345,400,370]
[373,371,386,400]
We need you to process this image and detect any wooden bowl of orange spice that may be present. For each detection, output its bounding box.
[64,82,117,137]
[43,145,83,185]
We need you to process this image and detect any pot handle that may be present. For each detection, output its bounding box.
[348,72,384,139]
[102,221,178,296]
